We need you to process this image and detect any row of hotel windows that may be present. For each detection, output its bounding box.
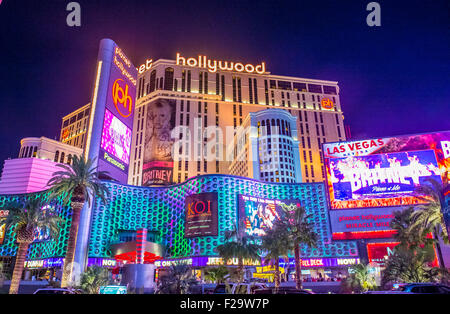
[137,67,338,101]
[62,107,90,128]
[19,146,38,158]
[53,151,74,165]
[18,146,75,166]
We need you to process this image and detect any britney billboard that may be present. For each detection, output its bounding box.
[323,131,450,209]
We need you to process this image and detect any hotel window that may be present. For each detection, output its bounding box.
[277,80,292,90]
[199,72,203,94]
[187,70,191,92]
[60,152,65,164]
[149,70,156,93]
[323,85,337,95]
[269,80,277,89]
[216,73,220,95]
[308,84,322,94]
[264,80,269,104]
[253,78,258,104]
[221,75,225,101]
[237,77,242,102]
[204,72,208,94]
[182,70,186,92]
[248,78,253,104]
[232,77,237,101]
[293,82,307,92]
[215,103,219,114]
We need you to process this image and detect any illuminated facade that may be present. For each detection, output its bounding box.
[0,175,360,279]
[129,55,346,186]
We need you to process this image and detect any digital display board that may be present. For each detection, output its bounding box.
[100,109,132,167]
[323,131,450,209]
[184,192,218,238]
[142,98,176,186]
[329,207,399,240]
[238,194,300,236]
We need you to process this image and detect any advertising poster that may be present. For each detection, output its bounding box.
[238,195,300,236]
[142,98,176,186]
[185,192,218,238]
[323,131,450,209]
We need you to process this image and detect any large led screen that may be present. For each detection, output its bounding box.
[324,131,450,209]
[238,195,300,236]
[100,109,132,171]
[142,98,176,186]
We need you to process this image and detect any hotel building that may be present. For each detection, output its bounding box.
[128,54,346,186]
[59,103,91,149]
[228,108,302,183]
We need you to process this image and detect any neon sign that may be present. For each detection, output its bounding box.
[321,98,334,110]
[176,53,266,74]
[112,78,133,118]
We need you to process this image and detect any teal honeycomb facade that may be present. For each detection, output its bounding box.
[0,175,359,262]
[0,191,71,260]
[89,175,359,260]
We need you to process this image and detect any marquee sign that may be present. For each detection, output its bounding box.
[176,53,266,74]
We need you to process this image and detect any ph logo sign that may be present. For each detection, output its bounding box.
[112,78,133,118]
[321,98,334,110]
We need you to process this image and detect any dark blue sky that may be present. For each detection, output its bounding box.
[0,0,449,165]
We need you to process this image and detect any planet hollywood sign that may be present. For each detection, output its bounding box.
[138,53,267,74]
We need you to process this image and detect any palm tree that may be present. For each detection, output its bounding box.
[156,264,198,294]
[382,246,438,285]
[204,266,229,284]
[3,197,62,294]
[344,263,377,293]
[412,177,449,241]
[78,266,111,294]
[215,225,260,283]
[411,177,449,267]
[278,203,318,289]
[390,207,432,249]
[47,155,110,287]
[260,223,291,292]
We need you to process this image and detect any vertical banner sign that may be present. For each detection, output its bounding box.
[185,192,218,238]
[88,39,137,184]
[142,98,176,185]
[75,39,137,278]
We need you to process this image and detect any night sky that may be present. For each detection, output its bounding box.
[0,0,449,165]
